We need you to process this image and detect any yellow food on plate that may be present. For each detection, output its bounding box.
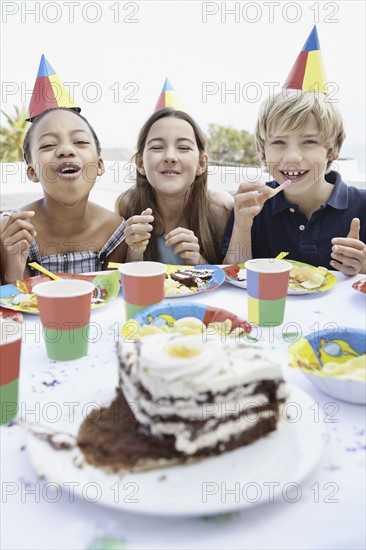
[321,355,366,382]
[11,293,38,309]
[125,316,249,341]
[290,265,328,290]
[164,278,193,296]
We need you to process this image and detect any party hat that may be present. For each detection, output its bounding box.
[26,55,80,121]
[283,26,328,94]
[154,78,184,111]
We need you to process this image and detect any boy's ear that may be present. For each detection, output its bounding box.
[26,165,39,183]
[135,154,146,175]
[97,158,105,176]
[330,149,339,162]
[196,153,208,175]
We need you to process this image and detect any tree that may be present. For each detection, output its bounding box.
[0,106,30,162]
[206,123,259,166]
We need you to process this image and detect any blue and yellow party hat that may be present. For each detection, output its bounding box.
[26,55,80,121]
[154,78,184,111]
[283,26,328,94]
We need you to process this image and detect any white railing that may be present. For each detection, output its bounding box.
[1,159,364,212]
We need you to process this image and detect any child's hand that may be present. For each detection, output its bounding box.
[233,182,273,229]
[330,218,366,275]
[124,208,154,255]
[0,211,36,282]
[165,227,201,265]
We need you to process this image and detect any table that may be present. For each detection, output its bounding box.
[1,271,365,550]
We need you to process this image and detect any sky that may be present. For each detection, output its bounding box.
[1,0,365,171]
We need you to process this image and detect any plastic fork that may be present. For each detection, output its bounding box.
[28,262,62,280]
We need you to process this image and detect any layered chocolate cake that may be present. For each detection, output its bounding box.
[170,268,214,288]
[117,333,287,459]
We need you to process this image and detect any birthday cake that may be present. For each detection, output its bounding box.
[77,333,287,471]
[117,333,287,459]
[170,268,214,288]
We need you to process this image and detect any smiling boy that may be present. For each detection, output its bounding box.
[222,91,366,275]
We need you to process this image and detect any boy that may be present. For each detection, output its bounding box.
[222,90,366,275]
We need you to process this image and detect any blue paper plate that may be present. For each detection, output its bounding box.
[129,301,252,333]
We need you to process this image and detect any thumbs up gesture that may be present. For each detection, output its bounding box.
[330,218,366,275]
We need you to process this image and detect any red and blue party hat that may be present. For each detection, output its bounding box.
[26,55,80,121]
[154,78,184,112]
[283,26,328,94]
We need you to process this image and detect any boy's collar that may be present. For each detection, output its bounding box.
[270,171,348,214]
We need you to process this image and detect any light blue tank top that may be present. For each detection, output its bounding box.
[156,235,183,265]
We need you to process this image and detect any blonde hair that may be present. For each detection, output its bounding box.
[255,91,346,170]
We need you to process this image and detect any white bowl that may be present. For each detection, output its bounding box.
[303,371,365,405]
[288,328,366,405]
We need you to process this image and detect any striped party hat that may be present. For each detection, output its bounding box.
[26,55,80,121]
[154,78,184,111]
[283,26,328,94]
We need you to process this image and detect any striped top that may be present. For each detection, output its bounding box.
[25,219,126,275]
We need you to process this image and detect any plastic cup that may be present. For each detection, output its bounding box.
[246,258,292,326]
[33,279,95,361]
[118,262,166,320]
[0,319,22,424]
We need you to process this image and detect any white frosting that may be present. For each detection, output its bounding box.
[139,334,226,382]
[120,334,282,399]
[118,334,286,455]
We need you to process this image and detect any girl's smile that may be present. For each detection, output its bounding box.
[140,116,206,197]
[26,110,104,206]
[57,162,82,180]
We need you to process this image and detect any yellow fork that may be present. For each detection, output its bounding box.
[28,262,62,280]
[275,252,289,260]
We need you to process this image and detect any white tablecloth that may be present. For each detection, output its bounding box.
[1,271,365,550]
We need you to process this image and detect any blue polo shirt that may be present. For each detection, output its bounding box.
[222,171,366,268]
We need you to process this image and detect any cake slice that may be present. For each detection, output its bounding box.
[117,333,287,459]
[170,268,214,288]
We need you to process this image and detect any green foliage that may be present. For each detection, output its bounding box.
[206,123,259,166]
[0,106,30,162]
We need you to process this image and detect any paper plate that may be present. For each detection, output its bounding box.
[25,385,324,517]
[121,301,252,339]
[288,327,366,404]
[164,264,225,297]
[223,260,336,295]
[0,271,120,315]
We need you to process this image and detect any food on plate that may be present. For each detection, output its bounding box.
[10,293,37,309]
[164,267,214,295]
[170,267,214,287]
[289,265,328,290]
[128,315,250,340]
[164,277,193,296]
[352,278,366,295]
[224,263,329,290]
[0,271,121,312]
[118,334,287,459]
[78,330,288,472]
[321,355,366,382]
[237,268,247,281]
[223,265,241,279]
[291,350,365,382]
